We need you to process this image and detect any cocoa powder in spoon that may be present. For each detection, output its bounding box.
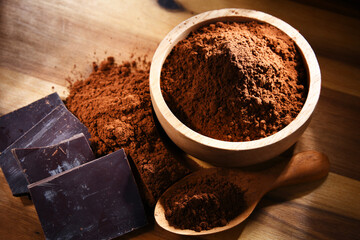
[161,169,246,232]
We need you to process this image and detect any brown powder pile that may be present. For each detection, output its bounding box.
[65,57,190,205]
[161,21,308,141]
[161,169,245,232]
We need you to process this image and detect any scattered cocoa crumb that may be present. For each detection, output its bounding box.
[65,57,190,205]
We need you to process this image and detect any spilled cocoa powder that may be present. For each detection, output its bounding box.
[161,169,245,232]
[161,21,308,141]
[65,57,190,205]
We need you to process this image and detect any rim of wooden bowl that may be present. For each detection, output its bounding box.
[150,8,321,152]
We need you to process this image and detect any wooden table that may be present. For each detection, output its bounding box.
[0,1,359,239]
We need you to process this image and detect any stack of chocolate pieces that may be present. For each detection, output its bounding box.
[0,93,147,240]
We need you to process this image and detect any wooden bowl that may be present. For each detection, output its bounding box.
[149,8,321,167]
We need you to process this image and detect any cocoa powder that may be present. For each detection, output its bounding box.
[161,21,308,141]
[65,57,190,205]
[161,169,245,232]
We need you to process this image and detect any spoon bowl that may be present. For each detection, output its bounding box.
[154,151,330,235]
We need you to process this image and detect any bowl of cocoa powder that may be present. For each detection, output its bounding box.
[150,8,321,167]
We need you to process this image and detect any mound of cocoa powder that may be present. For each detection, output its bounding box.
[65,57,190,205]
[161,21,308,141]
[161,170,245,232]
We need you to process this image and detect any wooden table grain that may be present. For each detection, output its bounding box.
[0,1,359,239]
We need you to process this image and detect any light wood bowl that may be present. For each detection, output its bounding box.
[150,8,321,167]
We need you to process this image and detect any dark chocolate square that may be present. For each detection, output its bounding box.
[29,149,147,240]
[0,105,91,196]
[12,133,95,184]
[0,92,63,152]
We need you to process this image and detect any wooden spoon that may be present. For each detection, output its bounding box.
[154,151,330,235]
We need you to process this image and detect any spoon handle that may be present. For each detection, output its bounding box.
[271,151,330,190]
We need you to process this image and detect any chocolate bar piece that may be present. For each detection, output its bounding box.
[0,92,63,152]
[0,105,91,196]
[29,149,147,240]
[12,133,94,184]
